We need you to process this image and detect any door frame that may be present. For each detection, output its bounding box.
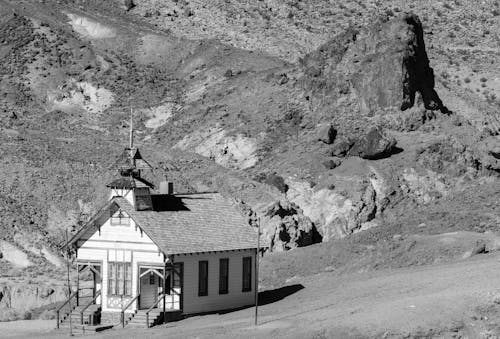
[136,262,165,310]
[76,260,103,305]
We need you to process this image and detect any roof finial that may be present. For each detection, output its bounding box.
[129,108,134,149]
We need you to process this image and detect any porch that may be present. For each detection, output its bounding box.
[56,261,183,329]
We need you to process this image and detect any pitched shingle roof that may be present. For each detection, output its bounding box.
[106,176,154,189]
[114,193,258,255]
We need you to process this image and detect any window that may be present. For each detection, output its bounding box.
[242,257,252,292]
[108,262,132,296]
[219,258,229,294]
[198,261,208,296]
[110,210,130,226]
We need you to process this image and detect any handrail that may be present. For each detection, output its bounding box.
[121,294,140,328]
[80,290,101,325]
[145,294,165,328]
[56,291,78,329]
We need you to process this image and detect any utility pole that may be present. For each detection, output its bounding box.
[254,217,260,326]
[64,229,73,336]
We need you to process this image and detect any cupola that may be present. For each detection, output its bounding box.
[107,114,154,211]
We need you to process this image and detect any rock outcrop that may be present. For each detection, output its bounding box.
[329,127,398,160]
[261,200,321,251]
[0,282,67,321]
[348,127,398,160]
[342,13,447,114]
[303,13,447,115]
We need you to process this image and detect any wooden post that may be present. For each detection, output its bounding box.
[64,230,73,336]
[163,260,167,324]
[76,264,80,307]
[254,218,260,326]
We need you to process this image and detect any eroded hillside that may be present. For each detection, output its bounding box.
[0,0,499,322]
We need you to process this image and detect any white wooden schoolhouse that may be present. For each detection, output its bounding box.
[58,138,259,329]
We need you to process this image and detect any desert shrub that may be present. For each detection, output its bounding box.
[493,9,500,16]
[480,77,487,82]
[39,309,56,320]
[464,77,471,83]
[254,172,288,193]
[0,309,20,322]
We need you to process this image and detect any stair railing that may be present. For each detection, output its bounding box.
[56,290,78,329]
[145,294,165,328]
[80,290,101,325]
[121,294,140,328]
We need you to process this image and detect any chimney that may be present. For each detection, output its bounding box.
[160,181,174,195]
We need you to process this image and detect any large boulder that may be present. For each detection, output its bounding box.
[262,200,321,251]
[342,14,446,114]
[302,14,447,115]
[349,127,397,160]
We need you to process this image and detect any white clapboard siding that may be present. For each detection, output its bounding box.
[78,215,164,312]
[177,249,255,314]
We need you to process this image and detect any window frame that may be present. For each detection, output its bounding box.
[242,257,252,292]
[219,258,229,294]
[107,262,132,296]
[198,260,209,297]
[110,209,130,226]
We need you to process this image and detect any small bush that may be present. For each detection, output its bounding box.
[39,309,56,320]
[480,77,487,82]
[464,77,471,83]
[0,309,20,322]
[265,173,288,193]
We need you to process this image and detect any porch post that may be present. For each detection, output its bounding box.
[163,260,167,324]
[76,263,80,307]
[92,269,96,299]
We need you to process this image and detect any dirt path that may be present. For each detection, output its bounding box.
[8,252,499,338]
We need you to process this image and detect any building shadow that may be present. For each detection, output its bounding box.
[258,284,305,306]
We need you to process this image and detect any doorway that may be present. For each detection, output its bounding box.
[139,267,165,309]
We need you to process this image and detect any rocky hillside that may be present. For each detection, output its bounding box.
[0,0,499,320]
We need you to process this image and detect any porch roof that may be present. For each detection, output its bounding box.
[113,193,258,255]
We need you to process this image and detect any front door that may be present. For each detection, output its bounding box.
[139,268,163,309]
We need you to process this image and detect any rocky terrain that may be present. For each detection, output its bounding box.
[0,0,499,335]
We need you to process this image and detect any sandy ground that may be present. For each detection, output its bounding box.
[6,252,500,338]
[0,319,55,338]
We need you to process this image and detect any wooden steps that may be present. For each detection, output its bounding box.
[59,304,101,327]
[125,309,183,328]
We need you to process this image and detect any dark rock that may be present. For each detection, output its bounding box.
[223,69,233,78]
[346,14,447,114]
[303,14,447,115]
[123,0,135,11]
[317,124,337,144]
[323,158,341,169]
[349,127,397,159]
[471,241,487,255]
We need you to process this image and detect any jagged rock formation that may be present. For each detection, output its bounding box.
[261,200,321,251]
[342,14,447,114]
[302,14,447,116]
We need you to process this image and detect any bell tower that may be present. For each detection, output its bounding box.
[107,111,155,210]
